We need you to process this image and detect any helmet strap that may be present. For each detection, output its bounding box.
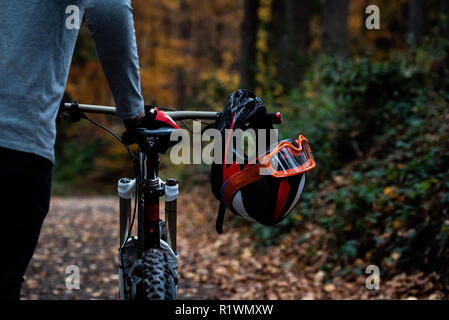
[215,202,226,234]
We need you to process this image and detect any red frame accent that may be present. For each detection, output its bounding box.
[274,179,290,220]
[154,108,180,129]
[275,112,282,123]
[144,204,159,222]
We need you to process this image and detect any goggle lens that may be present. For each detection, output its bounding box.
[266,139,315,177]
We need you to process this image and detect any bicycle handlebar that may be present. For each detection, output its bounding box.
[62,102,282,124]
[62,103,219,120]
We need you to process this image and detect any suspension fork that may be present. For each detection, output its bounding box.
[118,178,136,247]
[165,178,179,253]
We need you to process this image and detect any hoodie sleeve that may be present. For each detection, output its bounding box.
[84,0,144,120]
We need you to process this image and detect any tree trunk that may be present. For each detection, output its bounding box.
[443,0,449,17]
[240,0,260,91]
[271,0,310,89]
[322,0,349,58]
[408,0,424,45]
[174,0,191,106]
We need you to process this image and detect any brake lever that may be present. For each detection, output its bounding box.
[56,101,82,123]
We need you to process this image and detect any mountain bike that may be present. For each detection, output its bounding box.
[58,101,281,300]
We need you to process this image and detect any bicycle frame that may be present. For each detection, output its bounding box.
[60,101,281,299]
[60,102,219,299]
[138,144,163,253]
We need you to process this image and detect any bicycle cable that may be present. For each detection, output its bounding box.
[156,106,210,133]
[71,109,215,298]
[80,114,138,248]
[81,114,135,162]
[80,113,140,298]
[78,111,209,251]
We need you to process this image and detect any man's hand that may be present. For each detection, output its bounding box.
[124,106,180,130]
[124,110,145,130]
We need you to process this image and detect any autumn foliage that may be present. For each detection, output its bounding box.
[54,0,449,298]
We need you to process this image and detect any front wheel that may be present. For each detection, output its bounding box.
[141,248,178,300]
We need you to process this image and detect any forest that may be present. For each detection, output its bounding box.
[44,0,449,299]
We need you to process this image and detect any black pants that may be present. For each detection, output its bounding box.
[0,147,53,300]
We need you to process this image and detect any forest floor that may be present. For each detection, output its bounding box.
[21,187,447,300]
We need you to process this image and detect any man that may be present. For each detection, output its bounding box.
[0,0,145,299]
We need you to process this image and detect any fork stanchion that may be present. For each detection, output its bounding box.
[165,178,179,253]
[118,178,136,247]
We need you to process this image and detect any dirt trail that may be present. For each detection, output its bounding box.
[21,189,224,299]
[21,188,446,300]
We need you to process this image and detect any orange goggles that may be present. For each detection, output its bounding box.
[222,135,315,207]
[256,135,316,178]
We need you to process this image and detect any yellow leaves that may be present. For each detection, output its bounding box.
[333,175,344,186]
[314,270,326,286]
[240,247,252,260]
[372,201,382,211]
[183,271,196,279]
[391,252,401,261]
[380,232,392,241]
[428,293,441,300]
[383,186,405,203]
[383,186,398,198]
[258,0,272,23]
[67,62,110,105]
[393,220,402,229]
[162,0,180,11]
[267,292,277,300]
[216,70,239,88]
[213,239,223,249]
[324,283,336,293]
[354,258,364,266]
[31,193,448,300]
[305,90,316,99]
[267,265,279,275]
[256,31,269,53]
[214,266,228,276]
[298,261,306,271]
[221,51,237,70]
[272,84,285,97]
[294,214,303,221]
[127,0,243,107]
[348,0,364,38]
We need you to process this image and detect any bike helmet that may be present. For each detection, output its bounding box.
[210,90,315,233]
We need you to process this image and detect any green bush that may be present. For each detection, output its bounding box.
[253,35,449,278]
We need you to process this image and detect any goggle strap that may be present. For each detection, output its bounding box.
[223,134,315,208]
[223,164,263,207]
[215,202,226,235]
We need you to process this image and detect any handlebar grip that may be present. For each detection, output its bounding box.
[266,112,282,124]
